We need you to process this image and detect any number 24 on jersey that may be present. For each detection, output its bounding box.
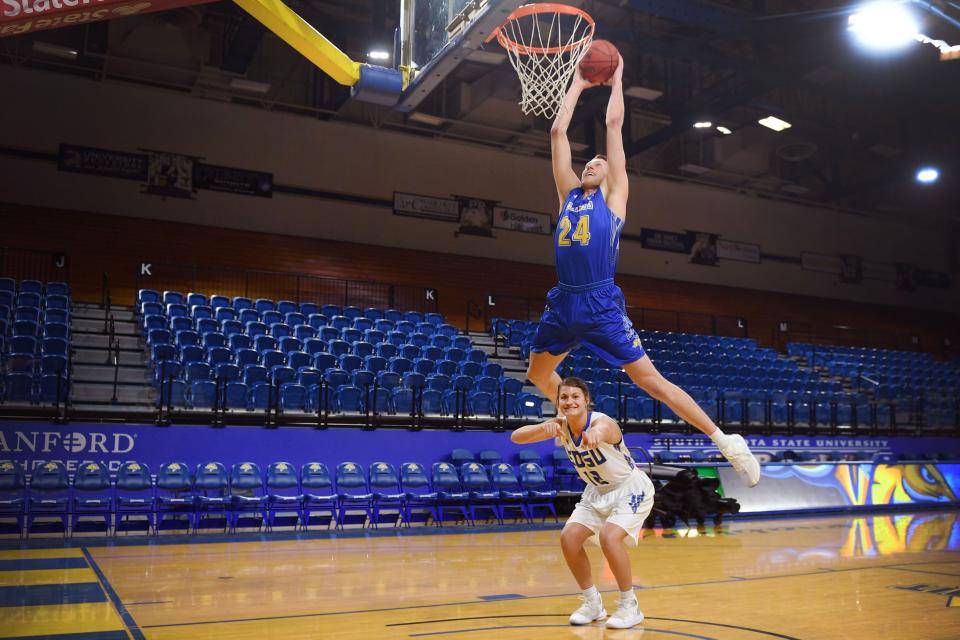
[558,215,591,247]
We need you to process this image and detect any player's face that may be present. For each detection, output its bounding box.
[581,158,607,189]
[558,385,589,418]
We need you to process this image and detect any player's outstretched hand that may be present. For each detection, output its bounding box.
[582,428,604,449]
[603,54,624,87]
[541,419,563,438]
[573,65,601,90]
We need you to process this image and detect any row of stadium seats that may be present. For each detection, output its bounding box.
[0,459,557,537]
[138,289,444,325]
[1,279,72,405]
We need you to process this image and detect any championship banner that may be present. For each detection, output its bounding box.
[492,206,551,235]
[58,144,147,181]
[143,150,196,199]
[717,239,761,264]
[193,162,273,198]
[393,191,460,222]
[1,0,218,37]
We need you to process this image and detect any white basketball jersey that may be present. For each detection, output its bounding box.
[558,411,637,490]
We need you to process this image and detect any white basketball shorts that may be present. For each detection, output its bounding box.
[566,468,655,547]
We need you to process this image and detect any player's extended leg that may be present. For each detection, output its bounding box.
[526,350,569,410]
[622,355,760,486]
[599,522,645,629]
[560,522,607,625]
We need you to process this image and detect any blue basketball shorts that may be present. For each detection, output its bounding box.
[530,281,646,366]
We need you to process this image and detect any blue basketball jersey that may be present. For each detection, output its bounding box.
[555,187,623,287]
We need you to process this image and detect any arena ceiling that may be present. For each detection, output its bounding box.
[3,0,959,226]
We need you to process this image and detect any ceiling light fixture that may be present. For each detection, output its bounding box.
[693,121,713,129]
[716,126,732,135]
[368,50,390,61]
[758,116,792,132]
[847,2,919,51]
[915,167,939,184]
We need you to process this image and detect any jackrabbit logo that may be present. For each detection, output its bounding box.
[629,493,646,514]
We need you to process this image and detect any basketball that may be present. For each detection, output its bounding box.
[579,39,619,84]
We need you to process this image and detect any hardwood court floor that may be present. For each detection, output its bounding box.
[2,510,960,639]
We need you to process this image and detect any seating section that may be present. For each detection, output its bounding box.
[495,318,958,430]
[0,449,560,537]
[789,343,959,428]
[0,279,72,405]
[140,289,522,417]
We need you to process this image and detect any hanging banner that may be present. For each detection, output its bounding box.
[687,231,719,266]
[801,252,842,275]
[456,196,496,238]
[640,228,690,254]
[142,150,196,199]
[58,144,147,181]
[193,162,273,198]
[393,192,460,222]
[717,239,761,264]
[862,260,897,282]
[1,0,217,37]
[839,254,863,284]
[493,206,551,235]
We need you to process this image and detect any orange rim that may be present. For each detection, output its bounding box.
[488,3,595,55]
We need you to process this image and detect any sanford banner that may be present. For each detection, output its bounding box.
[1,0,217,37]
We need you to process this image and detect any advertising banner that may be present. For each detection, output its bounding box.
[493,206,551,235]
[393,191,460,222]
[193,162,273,197]
[58,144,147,181]
[1,0,217,37]
[717,239,761,264]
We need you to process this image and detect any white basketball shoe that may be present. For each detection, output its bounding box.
[569,594,606,625]
[606,596,645,629]
[720,433,761,487]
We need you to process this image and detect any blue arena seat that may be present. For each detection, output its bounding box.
[155,462,194,533]
[0,461,26,537]
[114,462,154,535]
[300,463,336,530]
[493,462,532,523]
[27,461,70,537]
[194,462,230,533]
[71,462,112,535]
[265,462,301,530]
[399,462,437,526]
[368,462,405,528]
[229,462,267,532]
[460,462,500,525]
[335,462,373,528]
[431,462,470,526]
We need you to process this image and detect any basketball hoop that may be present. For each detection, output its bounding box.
[490,3,595,119]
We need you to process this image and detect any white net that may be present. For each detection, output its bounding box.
[498,6,595,119]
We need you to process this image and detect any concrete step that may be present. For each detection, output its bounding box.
[73,348,145,366]
[72,333,141,350]
[72,364,150,384]
[72,306,136,322]
[72,317,138,335]
[71,383,152,405]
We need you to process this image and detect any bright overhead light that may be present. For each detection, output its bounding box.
[693,121,713,129]
[759,116,792,132]
[847,2,919,51]
[368,50,390,61]
[716,126,732,135]
[916,167,939,184]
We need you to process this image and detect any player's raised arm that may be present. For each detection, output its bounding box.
[550,70,592,207]
[510,417,563,444]
[603,55,628,220]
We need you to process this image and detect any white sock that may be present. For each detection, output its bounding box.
[709,427,731,448]
[620,589,637,604]
[583,585,599,600]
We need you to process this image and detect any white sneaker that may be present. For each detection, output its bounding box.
[606,597,644,629]
[569,595,606,625]
[720,433,761,487]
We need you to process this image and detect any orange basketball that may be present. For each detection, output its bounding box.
[579,39,619,84]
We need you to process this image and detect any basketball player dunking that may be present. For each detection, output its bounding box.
[518,55,761,626]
